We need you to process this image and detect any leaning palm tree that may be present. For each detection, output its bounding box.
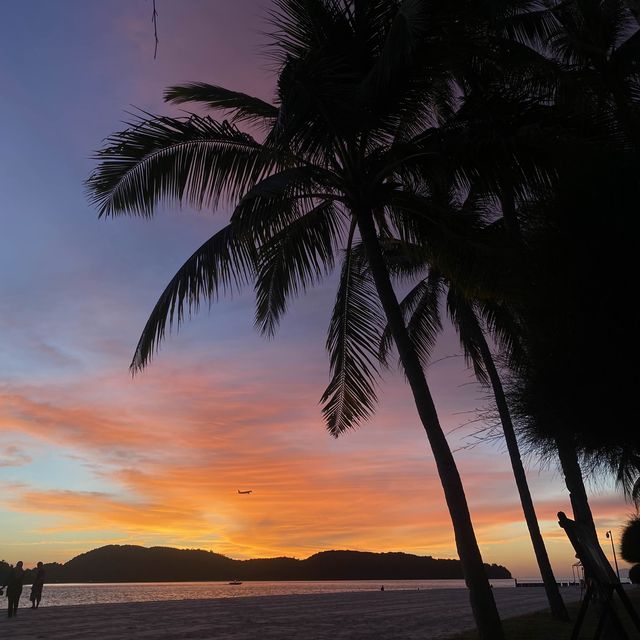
[374,222,568,620]
[445,290,569,619]
[87,1,504,636]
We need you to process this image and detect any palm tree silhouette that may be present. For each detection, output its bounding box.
[497,1,640,542]
[374,223,568,620]
[432,0,640,558]
[428,285,568,619]
[87,1,505,637]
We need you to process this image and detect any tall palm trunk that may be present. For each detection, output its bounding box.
[555,435,598,541]
[473,327,569,620]
[492,182,568,617]
[555,437,617,638]
[357,208,504,640]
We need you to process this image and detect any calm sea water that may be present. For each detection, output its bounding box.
[21,579,516,607]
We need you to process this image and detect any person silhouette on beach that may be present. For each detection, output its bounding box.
[2,561,24,618]
[30,562,45,609]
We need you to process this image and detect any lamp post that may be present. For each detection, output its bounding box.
[606,530,620,581]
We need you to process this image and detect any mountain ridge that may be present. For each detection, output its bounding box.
[0,545,511,583]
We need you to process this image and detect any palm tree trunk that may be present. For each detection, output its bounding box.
[555,437,618,638]
[357,208,504,640]
[474,329,569,620]
[555,436,598,542]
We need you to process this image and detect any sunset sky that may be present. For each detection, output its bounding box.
[0,0,630,579]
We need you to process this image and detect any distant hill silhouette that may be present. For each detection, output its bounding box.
[1,546,511,583]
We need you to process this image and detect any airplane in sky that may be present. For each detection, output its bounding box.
[237,489,252,494]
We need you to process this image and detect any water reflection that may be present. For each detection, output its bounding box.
[32,579,515,607]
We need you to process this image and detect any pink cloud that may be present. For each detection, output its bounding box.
[0,445,31,468]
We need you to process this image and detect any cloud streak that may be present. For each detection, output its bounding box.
[0,445,31,468]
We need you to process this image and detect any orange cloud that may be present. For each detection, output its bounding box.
[11,488,210,536]
[0,354,633,576]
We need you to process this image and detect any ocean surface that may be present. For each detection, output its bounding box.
[22,579,517,607]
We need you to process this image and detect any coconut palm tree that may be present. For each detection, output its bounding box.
[376,0,640,600]
[372,221,568,620]
[442,287,568,619]
[87,1,505,636]
[401,0,640,589]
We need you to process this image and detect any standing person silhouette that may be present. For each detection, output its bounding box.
[30,562,45,609]
[2,561,24,618]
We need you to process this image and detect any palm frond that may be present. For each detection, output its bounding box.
[130,223,256,372]
[385,191,520,301]
[230,167,341,251]
[502,6,561,50]
[164,82,278,127]
[254,200,345,336]
[321,243,384,436]
[477,299,525,370]
[267,0,348,63]
[272,48,361,163]
[369,235,441,365]
[322,233,428,367]
[406,269,444,368]
[360,0,429,95]
[348,0,402,53]
[446,287,489,385]
[87,113,277,217]
[238,165,339,207]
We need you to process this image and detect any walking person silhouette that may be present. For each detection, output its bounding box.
[30,562,45,609]
[2,561,24,618]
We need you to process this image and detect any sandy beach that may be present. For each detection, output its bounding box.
[0,587,583,639]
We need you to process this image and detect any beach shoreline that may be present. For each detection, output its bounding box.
[0,586,583,639]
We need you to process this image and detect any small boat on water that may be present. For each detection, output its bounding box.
[228,580,242,585]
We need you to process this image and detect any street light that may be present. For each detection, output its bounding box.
[606,530,620,581]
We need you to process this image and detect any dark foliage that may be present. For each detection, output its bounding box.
[490,0,640,500]
[621,517,640,564]
[0,560,64,586]
[506,148,640,487]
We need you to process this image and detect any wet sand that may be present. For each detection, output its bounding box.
[0,587,582,639]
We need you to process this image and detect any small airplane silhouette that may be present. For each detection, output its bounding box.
[237,489,252,494]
